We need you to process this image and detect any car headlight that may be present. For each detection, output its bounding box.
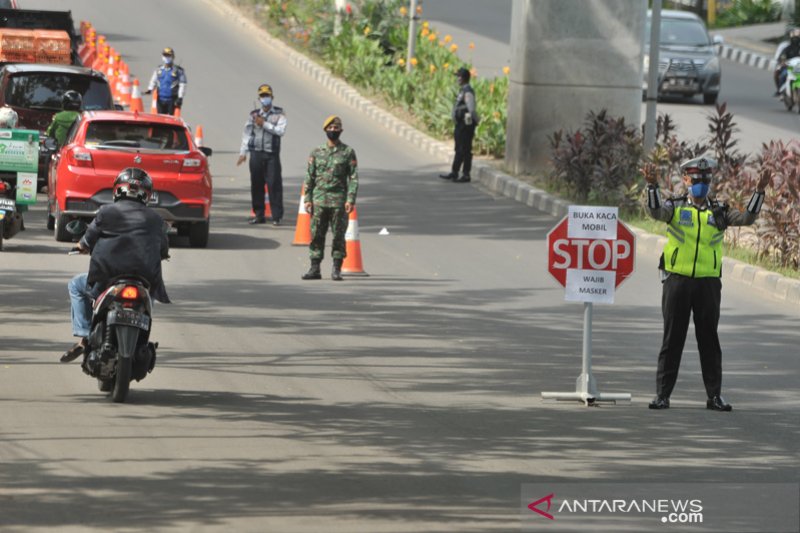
[702,57,719,72]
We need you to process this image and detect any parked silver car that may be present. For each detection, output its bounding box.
[643,10,723,105]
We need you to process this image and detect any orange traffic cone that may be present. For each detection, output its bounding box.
[292,184,312,246]
[194,125,203,147]
[129,78,144,112]
[250,185,273,220]
[341,206,368,276]
[173,106,181,118]
[150,88,158,114]
[118,64,131,107]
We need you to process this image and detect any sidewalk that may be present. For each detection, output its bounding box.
[214,0,800,305]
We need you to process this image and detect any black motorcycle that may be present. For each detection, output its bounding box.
[67,221,159,403]
[0,179,25,251]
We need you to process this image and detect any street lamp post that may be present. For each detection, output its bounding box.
[406,0,418,73]
[643,0,662,154]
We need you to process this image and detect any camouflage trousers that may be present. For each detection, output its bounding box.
[309,205,347,260]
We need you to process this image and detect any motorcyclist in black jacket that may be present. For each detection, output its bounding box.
[61,168,170,363]
[773,28,800,96]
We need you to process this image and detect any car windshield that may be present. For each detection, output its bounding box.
[85,121,190,151]
[4,73,112,111]
[646,18,710,47]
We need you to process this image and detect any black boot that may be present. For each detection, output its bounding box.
[302,259,322,280]
[648,396,670,409]
[331,258,343,281]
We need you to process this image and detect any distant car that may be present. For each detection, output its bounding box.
[0,63,115,186]
[47,111,213,247]
[643,9,723,105]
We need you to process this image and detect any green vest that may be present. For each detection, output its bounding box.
[663,204,725,278]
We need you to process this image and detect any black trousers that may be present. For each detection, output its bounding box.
[656,274,723,399]
[156,99,176,115]
[451,122,475,177]
[249,151,283,221]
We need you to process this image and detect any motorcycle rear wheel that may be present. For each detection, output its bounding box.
[111,357,132,403]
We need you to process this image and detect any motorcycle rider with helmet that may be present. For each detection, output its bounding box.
[45,90,82,147]
[61,168,170,363]
[773,28,800,96]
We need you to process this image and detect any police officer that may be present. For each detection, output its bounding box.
[236,84,287,225]
[145,47,187,115]
[439,67,478,183]
[301,115,358,281]
[643,156,771,411]
[45,90,81,147]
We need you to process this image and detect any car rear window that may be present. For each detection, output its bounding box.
[85,121,190,151]
[5,73,112,111]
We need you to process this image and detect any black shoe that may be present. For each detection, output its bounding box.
[439,173,456,180]
[648,396,670,409]
[331,259,343,281]
[272,219,281,226]
[454,175,471,183]
[302,261,322,280]
[248,216,266,225]
[706,395,732,411]
[60,338,87,363]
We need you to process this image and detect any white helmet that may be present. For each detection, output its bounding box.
[0,106,18,129]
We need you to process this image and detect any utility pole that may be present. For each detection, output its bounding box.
[643,0,662,154]
[406,0,418,73]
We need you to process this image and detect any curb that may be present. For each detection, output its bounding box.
[717,43,776,71]
[213,0,800,305]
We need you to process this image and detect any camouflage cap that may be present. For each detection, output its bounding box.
[323,115,342,130]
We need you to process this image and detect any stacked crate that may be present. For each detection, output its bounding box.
[0,29,36,63]
[34,30,71,64]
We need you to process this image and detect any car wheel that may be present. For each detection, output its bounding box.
[703,92,718,105]
[54,207,71,242]
[188,219,209,248]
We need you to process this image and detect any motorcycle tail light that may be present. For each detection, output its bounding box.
[0,181,7,193]
[120,286,139,300]
[68,147,94,168]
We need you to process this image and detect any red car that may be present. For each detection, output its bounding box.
[47,111,213,247]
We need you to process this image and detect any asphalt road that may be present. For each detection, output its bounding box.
[1,1,798,531]
[424,0,800,153]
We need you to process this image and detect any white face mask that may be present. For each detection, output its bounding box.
[260,96,272,107]
[162,56,173,65]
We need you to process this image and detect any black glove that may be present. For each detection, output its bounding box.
[144,89,152,95]
[175,98,183,109]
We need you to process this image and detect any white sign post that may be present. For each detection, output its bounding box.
[542,206,634,406]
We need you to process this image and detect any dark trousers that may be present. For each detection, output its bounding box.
[451,122,475,177]
[309,205,347,261]
[157,99,176,115]
[656,274,723,399]
[249,151,283,221]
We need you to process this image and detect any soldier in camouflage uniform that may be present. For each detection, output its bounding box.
[301,115,359,281]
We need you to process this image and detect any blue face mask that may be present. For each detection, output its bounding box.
[690,182,710,199]
[260,96,272,107]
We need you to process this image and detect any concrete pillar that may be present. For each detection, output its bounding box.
[505,0,646,174]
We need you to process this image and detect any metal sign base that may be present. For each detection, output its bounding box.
[541,302,631,406]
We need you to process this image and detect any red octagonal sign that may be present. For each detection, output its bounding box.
[547,216,635,288]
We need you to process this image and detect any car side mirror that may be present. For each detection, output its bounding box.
[199,146,212,157]
[65,219,88,237]
[43,137,58,151]
[712,34,724,45]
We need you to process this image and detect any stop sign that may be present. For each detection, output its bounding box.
[547,216,635,288]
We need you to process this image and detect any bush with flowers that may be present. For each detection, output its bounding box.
[233,0,509,158]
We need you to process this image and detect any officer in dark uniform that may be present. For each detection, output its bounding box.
[236,84,287,225]
[145,47,187,115]
[643,156,771,411]
[439,67,478,183]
